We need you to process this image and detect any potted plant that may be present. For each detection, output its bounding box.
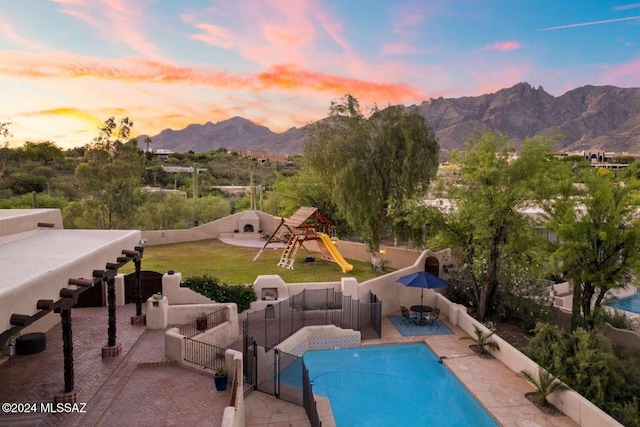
[214,366,228,391]
[459,324,500,356]
[196,312,208,331]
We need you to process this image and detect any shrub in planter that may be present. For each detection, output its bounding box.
[460,324,500,355]
[182,274,257,312]
[214,367,228,391]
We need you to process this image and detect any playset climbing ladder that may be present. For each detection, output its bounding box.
[277,234,304,269]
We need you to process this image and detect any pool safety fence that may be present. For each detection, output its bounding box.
[178,307,229,338]
[245,342,321,427]
[303,362,322,427]
[183,337,226,371]
[244,288,382,348]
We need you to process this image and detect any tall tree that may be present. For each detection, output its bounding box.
[0,120,12,180]
[544,169,640,330]
[428,130,563,321]
[20,141,64,165]
[304,95,439,269]
[73,117,145,229]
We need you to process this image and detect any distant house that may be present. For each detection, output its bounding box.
[237,150,290,163]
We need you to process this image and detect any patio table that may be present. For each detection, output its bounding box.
[410,305,433,325]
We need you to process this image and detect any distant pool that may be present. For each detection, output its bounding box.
[303,343,498,427]
[607,292,640,315]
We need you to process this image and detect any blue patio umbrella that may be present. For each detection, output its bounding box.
[397,271,448,306]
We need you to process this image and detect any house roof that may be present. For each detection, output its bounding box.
[0,209,141,334]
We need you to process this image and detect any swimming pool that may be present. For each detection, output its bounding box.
[607,292,640,315]
[303,343,498,427]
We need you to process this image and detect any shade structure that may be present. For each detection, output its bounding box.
[397,271,448,306]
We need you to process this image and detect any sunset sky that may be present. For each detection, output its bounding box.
[2,0,640,149]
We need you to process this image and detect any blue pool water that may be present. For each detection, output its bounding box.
[607,293,640,315]
[303,343,498,427]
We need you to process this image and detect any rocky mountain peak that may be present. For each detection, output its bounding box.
[140,83,640,155]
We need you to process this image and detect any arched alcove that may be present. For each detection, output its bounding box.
[424,256,440,276]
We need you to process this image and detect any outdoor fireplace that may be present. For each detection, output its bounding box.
[261,288,278,301]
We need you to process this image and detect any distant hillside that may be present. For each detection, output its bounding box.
[138,83,640,155]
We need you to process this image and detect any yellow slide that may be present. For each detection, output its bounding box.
[318,234,353,273]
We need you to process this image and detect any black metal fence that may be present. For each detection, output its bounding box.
[183,337,226,370]
[245,341,321,427]
[303,362,322,427]
[244,289,381,347]
[178,307,228,338]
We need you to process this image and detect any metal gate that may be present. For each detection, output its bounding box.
[124,271,163,303]
[245,340,320,427]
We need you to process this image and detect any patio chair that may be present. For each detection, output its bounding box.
[401,306,418,325]
[427,308,441,326]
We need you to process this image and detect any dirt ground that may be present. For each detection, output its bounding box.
[493,320,533,350]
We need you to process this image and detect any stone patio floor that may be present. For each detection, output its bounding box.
[0,304,579,427]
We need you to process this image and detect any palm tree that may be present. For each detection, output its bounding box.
[459,324,500,354]
[520,367,569,407]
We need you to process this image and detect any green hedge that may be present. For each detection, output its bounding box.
[182,274,256,313]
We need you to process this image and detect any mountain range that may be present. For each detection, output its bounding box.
[138,82,640,155]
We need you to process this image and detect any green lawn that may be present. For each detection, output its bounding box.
[120,239,389,284]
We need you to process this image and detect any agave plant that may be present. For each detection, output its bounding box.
[520,367,569,407]
[459,324,500,354]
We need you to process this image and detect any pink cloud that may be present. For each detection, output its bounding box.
[484,41,522,51]
[190,24,237,49]
[185,0,361,74]
[599,57,640,87]
[0,50,423,104]
[0,22,46,51]
[51,0,165,60]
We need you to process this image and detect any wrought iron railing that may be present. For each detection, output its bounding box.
[183,337,226,370]
[178,307,228,338]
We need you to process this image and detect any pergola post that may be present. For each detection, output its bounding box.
[101,265,122,358]
[61,308,74,393]
[107,276,116,347]
[54,289,78,404]
[135,257,142,317]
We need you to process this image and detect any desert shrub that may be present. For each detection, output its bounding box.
[525,322,639,426]
[592,306,635,330]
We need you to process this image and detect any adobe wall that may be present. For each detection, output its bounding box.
[140,210,280,246]
[0,209,63,238]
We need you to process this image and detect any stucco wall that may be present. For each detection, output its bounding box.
[0,208,63,238]
[141,210,280,246]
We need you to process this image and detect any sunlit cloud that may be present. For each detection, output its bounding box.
[0,50,420,102]
[189,23,238,49]
[256,64,423,102]
[0,22,46,50]
[484,41,522,51]
[51,0,165,60]
[602,57,640,83]
[20,108,105,128]
[538,16,640,31]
